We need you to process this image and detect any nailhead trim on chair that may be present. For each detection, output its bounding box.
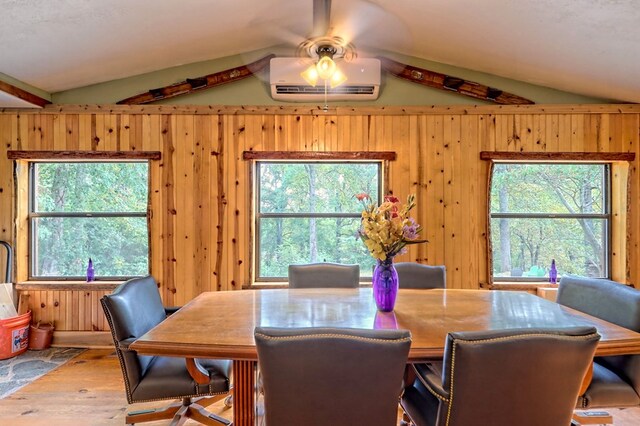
[579,395,588,408]
[254,332,412,344]
[445,332,600,426]
[101,296,230,404]
[101,297,137,405]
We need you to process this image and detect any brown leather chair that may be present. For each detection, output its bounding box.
[101,276,232,425]
[557,275,640,408]
[395,262,446,289]
[288,262,360,288]
[255,327,411,426]
[401,327,600,426]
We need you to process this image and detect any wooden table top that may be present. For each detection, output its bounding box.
[131,288,640,361]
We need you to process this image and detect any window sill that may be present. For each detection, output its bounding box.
[16,281,124,291]
[489,282,559,291]
[248,282,373,289]
[248,282,289,289]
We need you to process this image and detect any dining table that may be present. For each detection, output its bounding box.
[130,288,640,426]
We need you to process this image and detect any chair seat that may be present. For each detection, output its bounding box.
[133,356,232,401]
[579,362,640,408]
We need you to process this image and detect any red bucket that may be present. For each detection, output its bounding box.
[29,321,54,350]
[0,311,31,360]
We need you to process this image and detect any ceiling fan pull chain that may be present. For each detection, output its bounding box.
[323,79,329,112]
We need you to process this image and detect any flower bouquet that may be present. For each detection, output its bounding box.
[356,193,427,311]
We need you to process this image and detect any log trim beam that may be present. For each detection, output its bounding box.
[378,56,534,105]
[479,151,635,162]
[7,150,162,160]
[0,80,51,108]
[242,151,396,161]
[5,104,640,116]
[117,54,275,105]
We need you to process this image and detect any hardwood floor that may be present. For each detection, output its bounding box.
[0,349,232,426]
[0,349,638,425]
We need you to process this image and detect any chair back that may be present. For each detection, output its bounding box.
[439,327,599,426]
[557,275,640,398]
[255,327,411,426]
[101,276,166,401]
[395,262,446,289]
[557,275,640,331]
[288,262,359,288]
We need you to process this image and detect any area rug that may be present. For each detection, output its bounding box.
[0,347,85,399]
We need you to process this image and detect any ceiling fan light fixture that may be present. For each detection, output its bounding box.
[329,68,347,88]
[316,46,337,80]
[301,64,320,87]
[300,44,347,88]
[316,55,337,80]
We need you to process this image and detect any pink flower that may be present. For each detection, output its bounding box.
[355,193,370,201]
[403,218,419,240]
[384,196,400,217]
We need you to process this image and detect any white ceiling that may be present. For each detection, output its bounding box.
[1,0,639,102]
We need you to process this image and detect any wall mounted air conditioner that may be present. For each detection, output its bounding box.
[270,57,381,101]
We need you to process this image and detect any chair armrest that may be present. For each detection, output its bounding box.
[413,363,450,401]
[164,306,181,316]
[118,337,138,352]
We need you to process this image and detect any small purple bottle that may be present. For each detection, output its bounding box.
[549,259,557,284]
[86,258,95,282]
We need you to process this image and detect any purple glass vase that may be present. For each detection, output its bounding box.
[549,259,557,284]
[86,258,95,282]
[372,258,399,312]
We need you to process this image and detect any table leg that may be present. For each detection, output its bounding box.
[233,360,257,426]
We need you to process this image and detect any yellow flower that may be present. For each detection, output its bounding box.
[356,193,427,260]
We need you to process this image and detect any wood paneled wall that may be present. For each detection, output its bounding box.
[0,105,638,332]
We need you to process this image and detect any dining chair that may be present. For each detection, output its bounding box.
[255,326,411,426]
[557,275,640,409]
[101,276,232,426]
[394,262,446,289]
[401,327,600,426]
[394,262,446,403]
[287,262,360,288]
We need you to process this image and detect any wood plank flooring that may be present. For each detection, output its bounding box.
[0,349,638,425]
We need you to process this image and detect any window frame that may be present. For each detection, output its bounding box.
[27,160,151,281]
[253,159,384,282]
[489,161,612,282]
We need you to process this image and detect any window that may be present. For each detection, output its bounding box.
[29,162,149,279]
[490,163,610,281]
[255,161,381,281]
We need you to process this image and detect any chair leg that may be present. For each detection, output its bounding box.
[195,392,229,408]
[188,403,232,426]
[126,395,232,426]
[170,404,190,426]
[399,411,413,426]
[223,393,233,408]
[126,400,183,424]
[572,410,613,425]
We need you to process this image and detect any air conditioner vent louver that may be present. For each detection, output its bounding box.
[275,85,376,95]
[270,57,380,101]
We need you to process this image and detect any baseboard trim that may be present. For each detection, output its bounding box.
[51,331,113,349]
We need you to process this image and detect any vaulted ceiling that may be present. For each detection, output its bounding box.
[1,0,639,105]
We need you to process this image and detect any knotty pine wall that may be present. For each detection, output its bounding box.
[0,105,638,333]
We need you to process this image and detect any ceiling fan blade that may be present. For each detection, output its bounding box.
[330,0,410,53]
[311,0,331,38]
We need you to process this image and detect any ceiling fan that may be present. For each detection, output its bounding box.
[118,0,534,106]
[295,0,357,88]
